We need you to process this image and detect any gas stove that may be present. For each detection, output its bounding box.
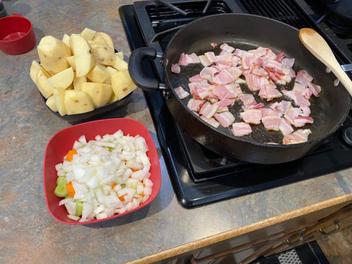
[119,0,352,208]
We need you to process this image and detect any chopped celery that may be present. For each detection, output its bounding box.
[75,201,83,216]
[56,176,67,186]
[54,184,67,197]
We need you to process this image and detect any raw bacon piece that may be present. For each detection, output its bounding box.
[212,85,231,100]
[212,69,235,85]
[200,116,220,128]
[189,53,200,64]
[284,105,300,125]
[210,42,218,48]
[199,102,219,118]
[247,102,265,110]
[259,83,282,101]
[204,52,217,64]
[200,66,218,81]
[239,94,256,108]
[308,83,321,97]
[262,115,281,131]
[283,129,312,145]
[299,106,311,117]
[225,83,242,98]
[244,72,269,92]
[282,90,310,107]
[220,43,235,53]
[226,67,242,80]
[216,54,233,66]
[275,51,285,62]
[217,106,228,113]
[234,48,247,58]
[178,53,189,66]
[218,98,236,108]
[295,70,313,86]
[189,74,203,83]
[215,63,232,70]
[242,53,259,70]
[261,108,281,118]
[251,66,268,77]
[232,56,240,66]
[232,122,252,137]
[240,109,262,124]
[174,86,189,99]
[281,58,295,68]
[293,116,314,128]
[199,55,212,67]
[270,101,292,115]
[279,118,294,135]
[214,111,235,128]
[171,63,181,74]
[187,99,205,112]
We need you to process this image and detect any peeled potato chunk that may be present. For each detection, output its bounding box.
[53,89,67,116]
[38,36,71,75]
[87,64,109,83]
[62,34,71,49]
[66,56,75,70]
[92,32,114,49]
[81,82,112,108]
[73,76,87,90]
[89,42,115,66]
[70,34,94,77]
[112,54,128,71]
[81,27,96,41]
[46,96,58,112]
[64,90,95,115]
[35,70,54,99]
[111,70,136,100]
[48,67,74,91]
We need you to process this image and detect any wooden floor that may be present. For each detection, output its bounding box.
[318,226,352,264]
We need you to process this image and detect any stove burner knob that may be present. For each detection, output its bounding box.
[342,127,352,146]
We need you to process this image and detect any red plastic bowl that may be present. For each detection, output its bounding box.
[0,14,36,55]
[43,118,161,225]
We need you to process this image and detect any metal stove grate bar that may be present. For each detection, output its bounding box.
[238,0,311,28]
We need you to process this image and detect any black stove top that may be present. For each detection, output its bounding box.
[119,0,352,208]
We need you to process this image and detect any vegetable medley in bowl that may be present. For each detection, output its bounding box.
[43,118,161,224]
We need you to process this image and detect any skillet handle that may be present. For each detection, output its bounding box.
[128,47,164,91]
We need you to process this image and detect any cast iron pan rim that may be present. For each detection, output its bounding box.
[164,13,351,148]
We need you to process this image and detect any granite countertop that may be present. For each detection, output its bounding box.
[1,1,352,264]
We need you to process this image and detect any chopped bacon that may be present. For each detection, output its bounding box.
[212,69,236,85]
[212,84,240,100]
[242,53,259,70]
[239,94,256,108]
[283,129,312,145]
[232,122,252,137]
[293,115,314,128]
[240,109,262,124]
[199,55,212,67]
[281,58,295,68]
[234,48,247,58]
[259,83,282,101]
[189,74,203,83]
[200,116,220,128]
[299,106,311,117]
[178,53,199,66]
[279,118,294,135]
[189,53,200,63]
[275,51,285,62]
[174,86,189,99]
[220,43,235,53]
[216,54,233,66]
[284,105,300,126]
[261,108,281,118]
[171,63,181,74]
[218,98,236,108]
[200,66,218,81]
[199,102,219,119]
[178,53,189,66]
[270,100,292,115]
[282,90,310,107]
[187,99,205,112]
[308,83,321,97]
[262,115,281,131]
[217,106,228,113]
[295,70,313,86]
[204,52,217,64]
[247,102,265,110]
[214,111,235,128]
[232,56,240,66]
[225,83,242,98]
[244,72,269,92]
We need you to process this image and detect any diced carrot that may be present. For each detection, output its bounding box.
[66,149,77,161]
[111,182,116,189]
[66,182,75,198]
[118,195,126,202]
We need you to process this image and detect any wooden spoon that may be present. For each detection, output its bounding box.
[299,28,352,96]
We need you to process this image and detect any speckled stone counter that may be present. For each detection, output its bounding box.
[1,1,352,264]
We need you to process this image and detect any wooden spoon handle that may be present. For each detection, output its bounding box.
[299,28,352,96]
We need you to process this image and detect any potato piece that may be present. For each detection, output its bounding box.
[73,76,87,90]
[70,34,94,77]
[46,96,58,112]
[116,51,124,59]
[81,82,112,108]
[89,42,115,66]
[81,27,96,41]
[30,61,43,84]
[111,70,136,100]
[87,64,109,83]
[37,36,71,75]
[92,32,114,49]
[35,70,54,98]
[48,67,74,91]
[105,66,118,76]
[66,56,75,70]
[62,34,71,49]
[64,90,94,115]
[53,89,67,116]
[112,54,128,71]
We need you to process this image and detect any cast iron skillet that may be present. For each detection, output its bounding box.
[129,14,351,164]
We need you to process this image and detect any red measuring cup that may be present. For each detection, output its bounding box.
[0,14,36,55]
